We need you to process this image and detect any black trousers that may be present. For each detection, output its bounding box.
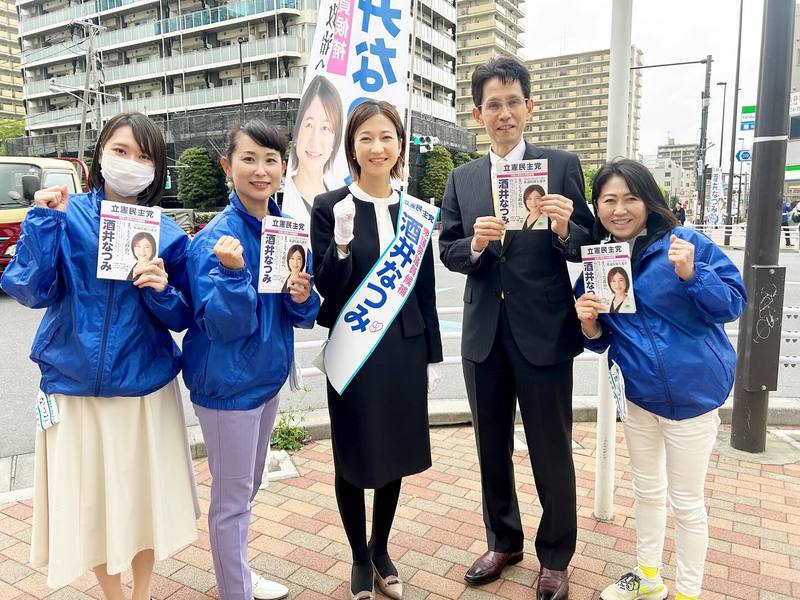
[463,303,577,571]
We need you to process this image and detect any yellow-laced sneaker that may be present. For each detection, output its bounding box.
[600,569,668,600]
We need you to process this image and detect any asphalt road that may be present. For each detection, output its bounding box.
[2,241,800,458]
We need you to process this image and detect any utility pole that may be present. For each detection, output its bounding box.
[238,36,246,122]
[594,0,633,524]
[724,0,744,245]
[717,81,727,168]
[731,0,795,453]
[696,55,712,225]
[73,19,104,161]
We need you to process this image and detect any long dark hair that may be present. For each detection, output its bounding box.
[130,231,157,259]
[591,158,679,238]
[90,112,166,207]
[290,75,343,173]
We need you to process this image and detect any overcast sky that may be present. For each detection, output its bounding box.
[522,0,768,168]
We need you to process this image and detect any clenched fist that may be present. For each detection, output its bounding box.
[214,235,245,270]
[668,234,695,281]
[33,185,69,212]
[471,216,505,253]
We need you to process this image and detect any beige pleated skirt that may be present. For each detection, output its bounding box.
[30,379,200,588]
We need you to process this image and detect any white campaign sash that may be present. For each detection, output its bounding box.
[324,194,439,394]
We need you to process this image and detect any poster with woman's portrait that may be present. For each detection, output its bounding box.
[494,159,549,231]
[96,200,161,281]
[281,0,413,224]
[581,242,636,314]
[257,216,311,294]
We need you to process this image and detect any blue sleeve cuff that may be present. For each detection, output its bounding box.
[217,265,248,279]
[29,206,66,221]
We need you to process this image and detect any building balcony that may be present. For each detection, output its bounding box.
[20,0,160,36]
[24,36,302,98]
[421,0,457,24]
[26,76,302,130]
[413,59,456,91]
[21,0,301,66]
[411,93,455,124]
[416,21,456,58]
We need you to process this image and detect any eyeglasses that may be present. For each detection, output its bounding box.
[479,97,529,114]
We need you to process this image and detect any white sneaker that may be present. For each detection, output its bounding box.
[600,569,668,600]
[251,572,289,600]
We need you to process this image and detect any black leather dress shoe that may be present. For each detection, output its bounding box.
[536,567,569,600]
[464,550,524,585]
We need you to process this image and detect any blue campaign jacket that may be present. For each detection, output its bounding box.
[1,188,193,397]
[576,220,747,420]
[182,192,320,411]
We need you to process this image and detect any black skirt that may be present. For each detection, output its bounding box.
[326,319,431,489]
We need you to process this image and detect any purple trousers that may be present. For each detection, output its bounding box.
[194,398,279,600]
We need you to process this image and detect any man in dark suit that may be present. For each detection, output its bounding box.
[439,57,594,600]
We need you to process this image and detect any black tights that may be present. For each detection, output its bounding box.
[335,474,402,593]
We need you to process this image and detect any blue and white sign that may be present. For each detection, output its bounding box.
[736,150,751,162]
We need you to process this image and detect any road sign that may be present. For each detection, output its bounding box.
[736,150,752,162]
[740,105,756,131]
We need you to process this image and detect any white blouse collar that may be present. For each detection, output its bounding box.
[349,182,399,206]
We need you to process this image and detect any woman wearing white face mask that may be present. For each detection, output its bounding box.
[0,112,199,600]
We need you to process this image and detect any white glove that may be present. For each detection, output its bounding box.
[427,364,441,394]
[333,195,356,246]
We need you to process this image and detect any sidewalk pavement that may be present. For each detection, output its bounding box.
[0,423,798,600]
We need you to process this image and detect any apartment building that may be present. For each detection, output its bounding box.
[12,0,469,158]
[525,48,643,172]
[0,0,24,120]
[643,155,684,202]
[455,0,525,141]
[657,137,698,192]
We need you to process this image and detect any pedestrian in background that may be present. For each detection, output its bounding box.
[311,100,443,600]
[1,112,199,600]
[781,197,793,246]
[574,159,746,600]
[182,119,320,600]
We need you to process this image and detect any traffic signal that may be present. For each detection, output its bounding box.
[411,134,440,153]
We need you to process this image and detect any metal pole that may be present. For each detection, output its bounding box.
[731,0,795,453]
[401,0,419,192]
[724,0,744,245]
[77,26,95,161]
[238,37,245,122]
[717,82,727,168]
[594,0,632,524]
[696,55,712,225]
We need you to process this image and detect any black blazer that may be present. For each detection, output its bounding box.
[439,142,594,365]
[311,186,443,364]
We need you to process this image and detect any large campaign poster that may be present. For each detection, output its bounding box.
[282,0,412,223]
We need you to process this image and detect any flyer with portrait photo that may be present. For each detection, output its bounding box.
[96,200,161,281]
[258,216,311,294]
[494,159,549,231]
[581,242,637,314]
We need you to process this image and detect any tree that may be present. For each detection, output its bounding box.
[0,118,25,155]
[583,167,598,202]
[418,145,454,204]
[177,147,228,210]
[470,151,484,160]
[451,151,472,168]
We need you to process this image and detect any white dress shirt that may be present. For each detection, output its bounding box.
[469,138,527,263]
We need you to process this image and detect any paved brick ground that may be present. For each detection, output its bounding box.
[0,423,798,600]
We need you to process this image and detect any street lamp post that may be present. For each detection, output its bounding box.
[737,137,745,221]
[238,36,246,122]
[717,81,727,168]
[724,0,744,245]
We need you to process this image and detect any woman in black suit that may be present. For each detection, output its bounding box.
[310,100,443,600]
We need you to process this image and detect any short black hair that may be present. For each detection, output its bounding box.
[591,158,679,238]
[344,100,406,181]
[290,75,343,173]
[90,112,166,207]
[130,231,157,258]
[471,57,531,109]
[225,119,288,159]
